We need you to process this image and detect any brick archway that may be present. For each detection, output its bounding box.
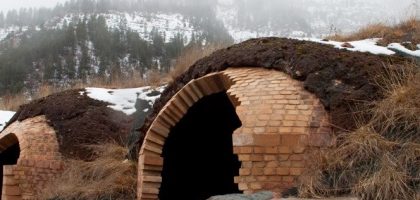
[138,67,333,199]
[0,116,64,200]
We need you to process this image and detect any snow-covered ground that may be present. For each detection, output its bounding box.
[0,111,15,132]
[82,86,165,115]
[294,37,420,57]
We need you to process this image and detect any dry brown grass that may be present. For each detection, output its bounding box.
[40,143,137,200]
[327,18,420,46]
[298,63,420,200]
[0,92,28,111]
[168,43,228,81]
[72,71,148,89]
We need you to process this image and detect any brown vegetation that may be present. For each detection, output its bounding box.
[327,18,420,47]
[168,43,228,81]
[40,143,137,200]
[298,63,420,200]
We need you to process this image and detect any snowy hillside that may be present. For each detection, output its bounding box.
[50,12,198,44]
[216,0,411,42]
[0,0,413,44]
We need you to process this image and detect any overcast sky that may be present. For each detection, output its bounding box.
[0,0,68,13]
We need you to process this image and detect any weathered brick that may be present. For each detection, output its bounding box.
[276,168,289,175]
[290,168,304,176]
[251,168,264,175]
[250,182,262,190]
[290,154,304,161]
[254,134,281,146]
[239,168,251,176]
[263,168,277,175]
[278,146,291,154]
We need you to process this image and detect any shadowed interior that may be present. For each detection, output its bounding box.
[159,92,241,200]
[0,137,20,198]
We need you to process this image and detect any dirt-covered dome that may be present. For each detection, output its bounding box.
[5,89,134,160]
[129,37,408,160]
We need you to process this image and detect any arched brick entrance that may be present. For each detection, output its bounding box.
[138,68,333,199]
[0,116,64,200]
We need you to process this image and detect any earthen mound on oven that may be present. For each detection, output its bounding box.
[6,89,133,160]
[128,37,408,160]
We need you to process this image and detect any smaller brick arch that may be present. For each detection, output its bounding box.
[138,67,333,199]
[0,116,64,200]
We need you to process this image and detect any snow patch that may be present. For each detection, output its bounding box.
[387,43,420,57]
[295,38,396,55]
[0,111,16,132]
[83,86,165,115]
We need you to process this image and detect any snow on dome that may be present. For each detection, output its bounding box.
[295,38,396,55]
[388,43,420,58]
[83,86,165,115]
[0,110,16,131]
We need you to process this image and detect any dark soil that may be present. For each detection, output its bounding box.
[129,37,408,160]
[6,89,133,160]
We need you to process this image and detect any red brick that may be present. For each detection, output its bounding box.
[289,154,304,161]
[264,155,277,161]
[276,168,289,175]
[263,168,277,175]
[254,134,281,146]
[239,168,251,176]
[251,168,264,175]
[253,147,265,154]
[3,185,20,195]
[250,154,264,161]
[290,168,304,176]
[278,146,291,154]
[238,183,248,190]
[250,182,262,190]
[282,176,295,182]
[291,161,305,167]
[265,147,278,154]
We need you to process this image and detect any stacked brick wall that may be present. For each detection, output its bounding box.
[223,68,332,194]
[0,116,64,200]
[137,67,332,199]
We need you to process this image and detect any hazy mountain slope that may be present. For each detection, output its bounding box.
[217,0,413,42]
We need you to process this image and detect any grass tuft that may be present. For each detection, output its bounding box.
[298,62,420,199]
[40,143,137,200]
[327,18,420,46]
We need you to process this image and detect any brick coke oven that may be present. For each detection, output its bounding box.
[133,38,406,200]
[137,68,332,199]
